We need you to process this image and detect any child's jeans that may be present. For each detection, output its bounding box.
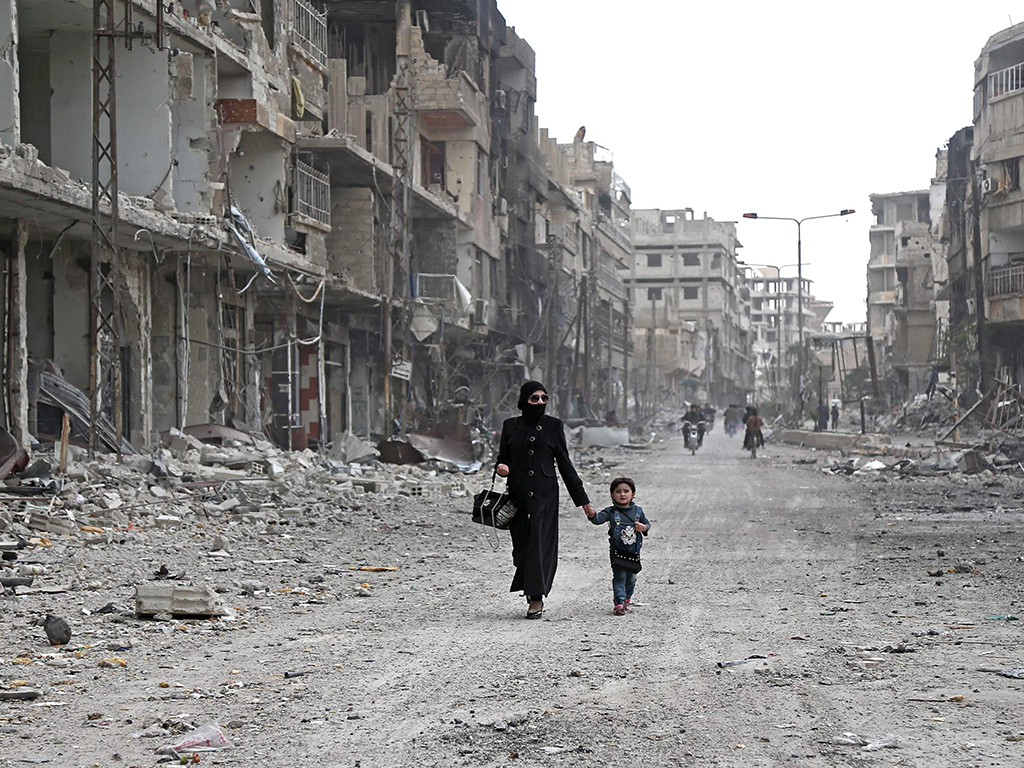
[612,567,637,605]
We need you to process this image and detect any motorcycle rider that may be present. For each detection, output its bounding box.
[681,403,707,448]
[744,407,765,451]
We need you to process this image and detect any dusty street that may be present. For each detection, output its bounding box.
[3,430,1024,767]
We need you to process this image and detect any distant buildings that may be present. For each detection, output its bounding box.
[625,210,753,407]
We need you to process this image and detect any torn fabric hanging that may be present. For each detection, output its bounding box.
[226,205,275,287]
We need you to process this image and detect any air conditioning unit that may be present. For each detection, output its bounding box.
[496,198,508,216]
[473,299,490,326]
[415,10,429,31]
[981,177,998,195]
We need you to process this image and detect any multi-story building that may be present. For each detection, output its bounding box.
[866,188,945,400]
[0,0,636,457]
[625,209,752,406]
[746,268,829,407]
[972,22,1024,390]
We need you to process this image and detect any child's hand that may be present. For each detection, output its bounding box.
[634,522,648,533]
[583,503,596,519]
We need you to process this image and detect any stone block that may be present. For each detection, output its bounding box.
[28,513,76,536]
[135,584,222,618]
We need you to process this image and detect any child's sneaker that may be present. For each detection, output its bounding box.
[623,598,631,611]
[613,604,625,616]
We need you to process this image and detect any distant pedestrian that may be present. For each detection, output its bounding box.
[831,403,840,431]
[925,365,939,401]
[586,477,651,616]
[496,381,596,619]
[817,401,829,432]
[744,407,764,451]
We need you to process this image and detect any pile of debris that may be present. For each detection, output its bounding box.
[819,443,1023,478]
[1,423,471,599]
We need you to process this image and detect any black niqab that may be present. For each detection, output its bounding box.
[518,380,548,424]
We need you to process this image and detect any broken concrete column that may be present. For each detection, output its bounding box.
[0,0,20,147]
[135,584,222,618]
[9,220,29,449]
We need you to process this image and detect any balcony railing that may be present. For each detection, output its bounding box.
[989,61,1024,100]
[987,264,1024,297]
[293,159,330,227]
[291,0,327,68]
[596,263,627,299]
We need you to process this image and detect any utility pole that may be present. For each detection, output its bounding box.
[90,0,163,458]
[622,297,630,417]
[388,0,413,437]
[647,294,656,418]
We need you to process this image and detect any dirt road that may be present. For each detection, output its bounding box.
[3,429,1024,766]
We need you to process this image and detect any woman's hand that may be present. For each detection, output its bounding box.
[582,503,596,519]
[496,464,510,477]
[634,522,648,533]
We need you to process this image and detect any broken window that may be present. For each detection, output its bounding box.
[647,253,662,268]
[896,202,913,222]
[662,215,675,234]
[647,287,663,301]
[683,253,700,267]
[683,286,699,301]
[711,253,722,270]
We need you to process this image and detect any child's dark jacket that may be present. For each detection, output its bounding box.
[590,502,651,552]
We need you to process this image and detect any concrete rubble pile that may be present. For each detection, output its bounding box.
[0,427,472,600]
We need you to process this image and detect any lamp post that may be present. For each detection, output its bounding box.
[740,262,803,409]
[742,209,854,414]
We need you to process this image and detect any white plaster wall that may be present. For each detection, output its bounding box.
[0,0,19,146]
[49,33,171,196]
[18,44,50,163]
[117,46,173,198]
[228,131,286,242]
[49,31,91,183]
[50,241,91,390]
[171,53,209,212]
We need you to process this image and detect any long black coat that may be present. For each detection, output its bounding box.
[496,414,589,597]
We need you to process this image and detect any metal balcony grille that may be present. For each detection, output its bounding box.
[989,62,1024,99]
[293,159,330,226]
[291,0,327,68]
[987,264,1024,297]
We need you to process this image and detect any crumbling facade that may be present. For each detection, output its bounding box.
[747,268,830,407]
[972,23,1024,391]
[625,209,753,407]
[0,0,641,459]
[866,188,946,400]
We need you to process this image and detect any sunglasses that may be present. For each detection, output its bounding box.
[527,394,549,404]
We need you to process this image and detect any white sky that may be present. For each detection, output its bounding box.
[499,0,1019,323]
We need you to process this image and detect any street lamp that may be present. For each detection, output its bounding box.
[742,209,854,413]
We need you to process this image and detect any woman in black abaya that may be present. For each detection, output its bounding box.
[495,382,595,618]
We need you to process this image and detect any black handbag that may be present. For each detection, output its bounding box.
[472,469,518,531]
[610,548,642,574]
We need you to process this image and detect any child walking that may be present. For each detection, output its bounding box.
[585,477,651,615]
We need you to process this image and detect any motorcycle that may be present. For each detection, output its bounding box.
[684,420,705,455]
[725,420,737,438]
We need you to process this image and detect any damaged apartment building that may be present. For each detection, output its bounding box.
[0,0,636,459]
[625,209,753,408]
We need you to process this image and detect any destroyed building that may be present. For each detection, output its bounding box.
[865,187,945,400]
[972,23,1024,390]
[746,267,830,407]
[0,0,639,459]
[625,209,753,406]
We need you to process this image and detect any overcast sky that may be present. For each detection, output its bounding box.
[499,0,1019,323]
